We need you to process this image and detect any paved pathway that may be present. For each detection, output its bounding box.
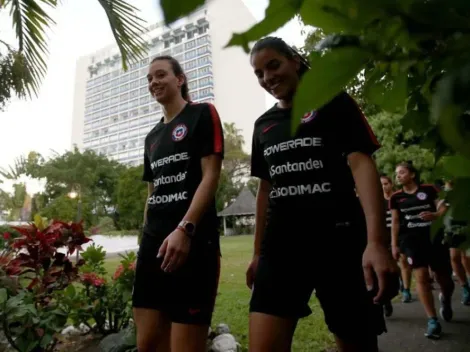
[378,289,470,352]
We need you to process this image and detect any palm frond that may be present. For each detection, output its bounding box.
[2,0,58,97]
[97,0,148,70]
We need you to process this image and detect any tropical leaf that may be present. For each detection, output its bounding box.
[2,0,58,96]
[97,0,148,70]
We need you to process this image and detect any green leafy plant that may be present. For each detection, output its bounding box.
[61,245,136,336]
[0,216,91,352]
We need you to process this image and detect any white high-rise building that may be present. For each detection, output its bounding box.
[71,0,266,166]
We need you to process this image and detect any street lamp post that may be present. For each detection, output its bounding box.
[68,185,82,263]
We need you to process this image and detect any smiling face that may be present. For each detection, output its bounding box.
[250,47,300,104]
[147,59,185,104]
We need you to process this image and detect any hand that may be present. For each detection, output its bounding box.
[363,242,399,304]
[157,228,191,272]
[419,211,437,221]
[392,245,400,261]
[246,255,260,290]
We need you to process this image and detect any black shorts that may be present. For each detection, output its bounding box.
[399,232,452,273]
[250,223,387,342]
[447,233,467,249]
[132,233,220,325]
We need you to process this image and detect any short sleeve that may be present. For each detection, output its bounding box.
[250,127,270,181]
[331,92,380,156]
[197,104,224,159]
[142,147,153,182]
[425,185,439,202]
[389,194,398,210]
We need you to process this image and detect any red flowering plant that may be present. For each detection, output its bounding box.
[59,244,136,336]
[0,215,91,352]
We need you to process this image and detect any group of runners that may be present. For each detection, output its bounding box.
[380,169,470,339]
[129,35,468,352]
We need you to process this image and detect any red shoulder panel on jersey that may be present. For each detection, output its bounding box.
[349,96,380,147]
[421,183,441,194]
[207,104,223,153]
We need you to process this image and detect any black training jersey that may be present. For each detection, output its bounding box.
[384,198,392,230]
[389,184,439,238]
[142,102,224,241]
[250,91,380,229]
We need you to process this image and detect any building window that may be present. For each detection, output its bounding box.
[120,74,129,84]
[186,70,197,80]
[140,87,148,96]
[101,99,110,108]
[197,45,209,55]
[200,88,213,98]
[130,90,139,99]
[164,40,170,48]
[130,109,138,118]
[140,106,150,115]
[111,70,120,78]
[129,99,139,108]
[172,45,183,54]
[84,123,91,132]
[102,90,111,99]
[129,128,139,138]
[197,36,208,46]
[198,66,210,76]
[140,58,149,67]
[130,80,139,89]
[120,83,129,93]
[140,96,150,105]
[119,102,128,111]
[190,91,199,101]
[140,78,147,86]
[112,115,119,123]
[185,40,196,50]
[184,49,197,60]
[197,56,210,66]
[109,134,118,142]
[188,81,197,90]
[120,93,129,102]
[185,59,197,70]
[130,70,139,79]
[187,31,195,39]
[120,111,128,120]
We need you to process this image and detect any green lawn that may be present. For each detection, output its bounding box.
[104,235,334,351]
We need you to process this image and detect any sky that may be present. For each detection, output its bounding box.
[0,0,308,194]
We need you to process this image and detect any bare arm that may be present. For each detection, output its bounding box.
[143,183,154,226]
[253,179,271,256]
[435,199,448,217]
[181,154,222,226]
[391,209,400,249]
[348,152,386,244]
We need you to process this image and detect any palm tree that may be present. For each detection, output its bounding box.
[0,0,147,101]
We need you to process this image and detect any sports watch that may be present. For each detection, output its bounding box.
[177,220,196,238]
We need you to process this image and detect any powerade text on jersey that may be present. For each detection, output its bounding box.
[142,103,224,242]
[389,184,439,238]
[251,92,380,242]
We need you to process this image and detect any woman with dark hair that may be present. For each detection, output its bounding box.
[247,36,398,352]
[132,55,224,352]
[390,162,454,339]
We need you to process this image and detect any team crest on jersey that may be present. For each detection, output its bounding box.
[417,192,427,201]
[301,110,317,123]
[172,124,188,142]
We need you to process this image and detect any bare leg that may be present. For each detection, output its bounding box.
[171,323,209,352]
[133,308,171,352]
[249,312,297,352]
[413,267,437,318]
[451,248,468,286]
